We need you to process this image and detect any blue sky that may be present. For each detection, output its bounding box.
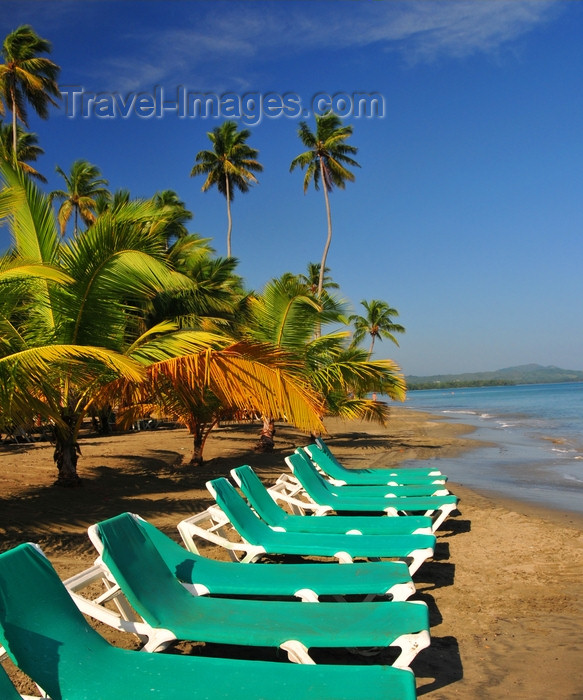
[1,0,582,376]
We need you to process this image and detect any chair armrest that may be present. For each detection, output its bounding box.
[177,508,266,563]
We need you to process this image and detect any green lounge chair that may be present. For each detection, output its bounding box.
[0,543,418,700]
[79,512,416,603]
[0,665,21,700]
[282,451,459,532]
[308,441,448,485]
[68,514,429,665]
[0,663,44,699]
[178,478,435,574]
[231,465,433,535]
[288,451,450,498]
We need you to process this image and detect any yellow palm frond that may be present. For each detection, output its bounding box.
[0,344,144,383]
[107,342,325,435]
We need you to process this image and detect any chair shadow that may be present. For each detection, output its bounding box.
[439,517,472,537]
[413,590,443,628]
[413,635,463,695]
[432,541,450,561]
[415,559,455,591]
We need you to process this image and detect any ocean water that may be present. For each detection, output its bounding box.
[401,382,583,514]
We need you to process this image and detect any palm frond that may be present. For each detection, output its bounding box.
[0,343,144,383]
[0,160,59,263]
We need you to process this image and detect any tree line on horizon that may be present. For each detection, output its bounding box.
[406,364,583,390]
[0,24,407,488]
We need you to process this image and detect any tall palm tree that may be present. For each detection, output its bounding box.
[0,25,60,160]
[0,122,46,181]
[50,159,110,235]
[350,299,405,358]
[190,121,262,258]
[290,112,359,298]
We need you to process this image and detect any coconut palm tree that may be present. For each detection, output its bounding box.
[350,299,405,358]
[0,25,60,160]
[110,334,323,466]
[298,262,339,297]
[190,121,262,257]
[153,189,193,246]
[290,112,359,298]
[50,159,110,235]
[0,122,46,181]
[243,275,405,448]
[0,162,186,484]
[144,236,244,333]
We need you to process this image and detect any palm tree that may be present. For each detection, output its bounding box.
[94,188,130,216]
[290,112,359,298]
[111,335,323,466]
[350,299,405,358]
[0,162,183,484]
[153,189,193,246]
[50,160,110,235]
[242,275,405,448]
[298,262,339,297]
[190,121,262,257]
[0,122,46,181]
[0,25,60,160]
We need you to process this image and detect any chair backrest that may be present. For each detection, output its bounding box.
[315,437,336,460]
[97,513,204,584]
[305,443,346,479]
[231,466,287,527]
[0,663,25,700]
[285,450,334,502]
[0,543,109,698]
[207,477,273,545]
[97,514,198,624]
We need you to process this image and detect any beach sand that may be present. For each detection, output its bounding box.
[1,409,582,698]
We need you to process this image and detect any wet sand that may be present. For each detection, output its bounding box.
[1,408,582,698]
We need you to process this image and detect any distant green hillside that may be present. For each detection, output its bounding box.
[406,364,583,390]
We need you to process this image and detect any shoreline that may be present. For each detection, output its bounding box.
[1,407,582,697]
[399,407,583,528]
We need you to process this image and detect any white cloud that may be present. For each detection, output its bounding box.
[62,0,563,90]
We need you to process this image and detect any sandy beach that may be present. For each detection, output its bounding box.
[1,408,582,698]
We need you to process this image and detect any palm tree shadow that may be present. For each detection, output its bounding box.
[0,449,221,552]
[325,432,445,452]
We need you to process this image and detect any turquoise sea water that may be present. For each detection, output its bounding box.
[401,382,583,514]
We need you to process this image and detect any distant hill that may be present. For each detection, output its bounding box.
[406,364,583,390]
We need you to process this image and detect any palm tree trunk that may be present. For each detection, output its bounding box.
[10,90,18,165]
[255,416,275,452]
[225,175,233,258]
[189,422,205,466]
[369,336,375,359]
[52,415,82,486]
[188,418,218,466]
[318,158,333,299]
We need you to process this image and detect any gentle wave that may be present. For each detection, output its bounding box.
[405,382,583,513]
